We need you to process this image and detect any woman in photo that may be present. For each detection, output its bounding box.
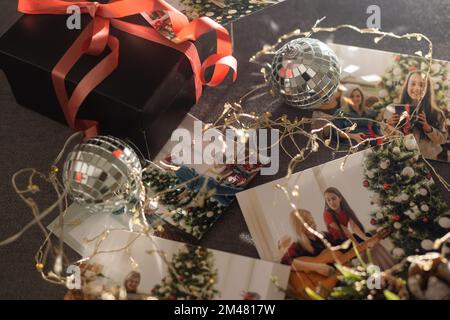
[385,71,448,160]
[331,85,382,145]
[280,209,334,277]
[279,209,336,299]
[124,271,143,300]
[323,187,368,244]
[322,187,395,270]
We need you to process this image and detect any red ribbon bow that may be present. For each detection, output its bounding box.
[18,0,237,137]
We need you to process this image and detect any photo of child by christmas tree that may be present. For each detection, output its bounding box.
[312,44,450,162]
[237,135,450,299]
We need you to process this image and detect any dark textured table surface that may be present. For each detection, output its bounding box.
[1,0,449,299]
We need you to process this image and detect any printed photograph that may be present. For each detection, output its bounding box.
[312,44,450,162]
[60,223,290,300]
[237,135,450,298]
[144,114,266,240]
[166,0,284,25]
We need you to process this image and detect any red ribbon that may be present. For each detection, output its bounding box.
[18,0,237,137]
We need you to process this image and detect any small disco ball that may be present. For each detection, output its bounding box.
[270,38,341,109]
[63,136,143,215]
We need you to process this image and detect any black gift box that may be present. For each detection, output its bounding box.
[0,14,196,159]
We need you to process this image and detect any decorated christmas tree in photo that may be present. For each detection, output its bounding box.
[170,197,224,239]
[363,135,450,257]
[143,168,196,207]
[152,245,219,299]
[142,167,226,238]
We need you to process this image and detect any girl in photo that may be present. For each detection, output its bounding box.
[385,71,448,160]
[280,209,336,299]
[124,271,151,300]
[280,209,335,277]
[124,271,141,294]
[322,187,395,270]
[323,187,368,244]
[331,85,382,145]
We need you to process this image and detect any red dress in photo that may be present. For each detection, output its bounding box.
[323,209,396,270]
[323,209,350,242]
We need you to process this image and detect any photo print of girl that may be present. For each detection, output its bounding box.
[278,188,395,299]
[311,44,450,162]
[385,71,448,160]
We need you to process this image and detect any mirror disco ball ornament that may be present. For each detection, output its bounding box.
[63,136,143,215]
[270,38,341,109]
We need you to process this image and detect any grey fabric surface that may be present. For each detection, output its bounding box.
[0,0,449,299]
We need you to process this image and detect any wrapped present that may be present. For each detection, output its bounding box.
[0,0,237,158]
